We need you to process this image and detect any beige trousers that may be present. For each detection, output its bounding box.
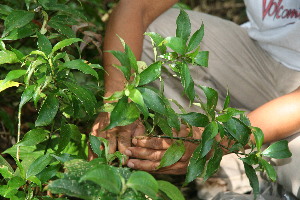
[141,8,300,197]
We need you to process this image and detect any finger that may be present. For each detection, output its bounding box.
[133,120,145,137]
[127,159,188,175]
[126,147,165,161]
[132,137,172,150]
[117,130,132,154]
[177,124,189,137]
[192,126,204,139]
[107,129,118,153]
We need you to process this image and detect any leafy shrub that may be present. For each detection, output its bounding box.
[0,1,292,199]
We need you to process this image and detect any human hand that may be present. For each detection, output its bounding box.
[88,112,145,161]
[124,125,204,174]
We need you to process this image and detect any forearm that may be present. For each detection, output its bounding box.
[103,0,178,97]
[248,87,300,144]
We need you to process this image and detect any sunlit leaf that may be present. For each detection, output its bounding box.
[176,9,191,42]
[159,140,185,168]
[16,128,48,146]
[158,180,185,200]
[262,140,292,159]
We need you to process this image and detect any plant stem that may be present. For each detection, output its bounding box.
[16,108,22,161]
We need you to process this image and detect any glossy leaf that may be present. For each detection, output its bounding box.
[138,87,167,115]
[187,24,204,52]
[259,158,276,182]
[144,32,167,54]
[60,59,99,79]
[158,180,185,200]
[216,108,244,122]
[48,20,76,38]
[200,122,218,158]
[251,127,264,151]
[0,50,18,64]
[106,97,140,130]
[127,171,158,199]
[26,154,53,178]
[37,32,52,56]
[200,86,218,115]
[180,62,195,101]
[158,140,185,168]
[3,22,38,40]
[203,146,223,180]
[128,88,148,119]
[243,162,259,197]
[262,140,292,159]
[80,165,122,194]
[16,128,48,146]
[163,37,186,55]
[35,94,59,126]
[19,85,35,109]
[223,118,250,146]
[3,10,34,36]
[125,43,138,72]
[185,144,206,185]
[1,70,26,85]
[52,38,82,53]
[194,51,209,67]
[179,112,209,127]
[176,9,191,42]
[63,81,97,115]
[138,61,161,86]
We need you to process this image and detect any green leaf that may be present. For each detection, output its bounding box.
[179,112,209,127]
[200,122,218,158]
[16,128,48,146]
[223,90,230,109]
[0,4,13,16]
[144,32,167,54]
[203,146,223,180]
[0,50,19,64]
[262,140,292,159]
[0,166,13,179]
[158,180,185,200]
[158,140,185,168]
[52,38,82,53]
[125,43,138,72]
[57,124,73,153]
[36,164,60,184]
[187,24,204,52]
[3,22,38,40]
[63,81,97,115]
[19,85,35,109]
[138,87,167,115]
[3,10,34,36]
[200,86,218,116]
[80,165,122,194]
[243,162,259,197]
[259,158,276,182]
[216,108,245,122]
[48,20,76,38]
[163,37,186,55]
[89,135,105,159]
[128,88,148,119]
[26,154,53,178]
[0,70,26,89]
[0,80,20,92]
[0,155,14,173]
[223,118,251,146]
[106,96,140,130]
[180,62,195,101]
[35,94,59,127]
[251,127,264,151]
[185,144,206,185]
[27,175,42,188]
[60,59,99,79]
[37,32,52,56]
[7,176,26,189]
[194,51,209,67]
[176,9,191,43]
[127,171,158,199]
[138,61,161,86]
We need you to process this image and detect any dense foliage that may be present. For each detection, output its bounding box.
[0,1,292,199]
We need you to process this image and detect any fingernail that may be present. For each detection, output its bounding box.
[132,138,137,145]
[125,149,132,156]
[127,161,134,168]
